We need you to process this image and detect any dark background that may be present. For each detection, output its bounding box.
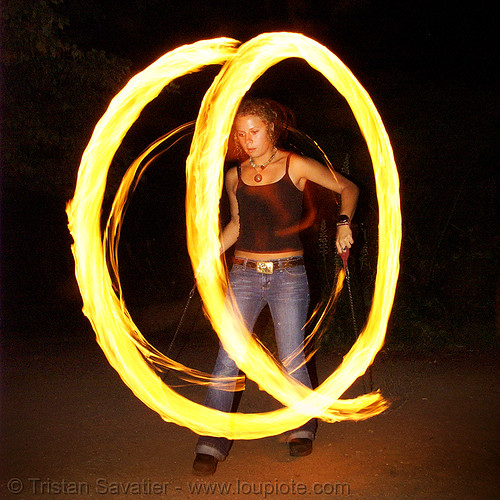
[1,0,498,350]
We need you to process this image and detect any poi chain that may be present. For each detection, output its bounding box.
[66,33,401,439]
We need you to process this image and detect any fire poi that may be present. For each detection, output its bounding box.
[66,33,401,438]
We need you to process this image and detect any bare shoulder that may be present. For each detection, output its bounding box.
[289,152,353,193]
[289,152,323,172]
[288,152,329,190]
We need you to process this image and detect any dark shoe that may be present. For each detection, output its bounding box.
[289,438,313,457]
[192,453,218,476]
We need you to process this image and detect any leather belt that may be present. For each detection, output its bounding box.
[233,257,304,274]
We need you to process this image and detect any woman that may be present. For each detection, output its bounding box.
[193,98,358,476]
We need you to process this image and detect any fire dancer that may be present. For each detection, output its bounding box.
[193,98,358,475]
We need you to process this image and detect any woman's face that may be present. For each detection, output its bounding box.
[234,114,274,159]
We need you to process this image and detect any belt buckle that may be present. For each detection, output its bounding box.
[256,261,273,274]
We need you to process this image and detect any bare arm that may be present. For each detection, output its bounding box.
[290,154,359,254]
[219,167,240,254]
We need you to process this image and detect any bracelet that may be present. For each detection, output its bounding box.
[336,214,350,227]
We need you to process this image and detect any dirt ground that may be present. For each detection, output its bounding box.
[1,306,499,500]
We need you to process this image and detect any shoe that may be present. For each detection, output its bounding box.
[289,438,313,457]
[192,453,218,476]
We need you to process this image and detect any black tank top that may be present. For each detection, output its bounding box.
[235,153,304,253]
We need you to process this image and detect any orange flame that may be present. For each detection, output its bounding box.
[66,34,401,439]
[103,121,244,391]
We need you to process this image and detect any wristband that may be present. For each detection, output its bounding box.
[336,214,350,226]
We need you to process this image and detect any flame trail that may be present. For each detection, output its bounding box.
[104,120,336,385]
[186,32,401,425]
[67,34,401,439]
[104,121,244,390]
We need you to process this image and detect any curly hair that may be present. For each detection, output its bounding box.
[235,98,295,148]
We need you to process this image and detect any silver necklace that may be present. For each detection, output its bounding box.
[249,147,277,182]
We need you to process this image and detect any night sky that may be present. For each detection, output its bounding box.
[65,0,494,82]
[58,1,500,132]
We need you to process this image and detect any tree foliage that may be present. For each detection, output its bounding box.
[1,0,132,197]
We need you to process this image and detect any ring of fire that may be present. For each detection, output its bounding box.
[66,34,401,438]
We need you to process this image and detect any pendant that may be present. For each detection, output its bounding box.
[254,174,262,183]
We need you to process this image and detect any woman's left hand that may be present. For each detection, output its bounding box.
[336,224,354,254]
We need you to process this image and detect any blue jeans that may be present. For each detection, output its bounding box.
[196,257,317,460]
